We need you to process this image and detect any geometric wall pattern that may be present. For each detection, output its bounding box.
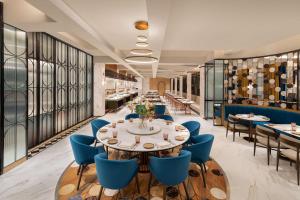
[27,32,93,150]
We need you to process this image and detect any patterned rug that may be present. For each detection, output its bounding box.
[56,150,229,200]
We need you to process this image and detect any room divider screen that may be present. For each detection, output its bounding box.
[27,32,93,150]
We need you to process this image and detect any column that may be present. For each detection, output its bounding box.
[170,78,173,94]
[94,63,106,116]
[174,77,178,95]
[179,76,183,97]
[187,72,192,100]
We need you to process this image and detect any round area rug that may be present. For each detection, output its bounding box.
[55,152,230,200]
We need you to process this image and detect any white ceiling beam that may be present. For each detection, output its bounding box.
[146,0,171,78]
[26,0,144,78]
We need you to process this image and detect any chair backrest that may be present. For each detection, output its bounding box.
[125,113,140,120]
[157,114,174,121]
[70,134,96,165]
[149,150,191,186]
[183,134,214,163]
[228,114,239,123]
[279,134,300,151]
[91,119,110,138]
[181,121,201,137]
[94,153,138,189]
[154,104,166,116]
[256,125,277,138]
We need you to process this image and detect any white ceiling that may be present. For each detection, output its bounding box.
[4,0,300,78]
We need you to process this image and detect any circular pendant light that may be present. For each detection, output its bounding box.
[130,49,152,55]
[137,35,147,42]
[125,56,158,64]
[136,42,149,47]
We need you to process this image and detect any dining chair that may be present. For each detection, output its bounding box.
[226,114,250,142]
[125,113,140,120]
[91,119,110,146]
[156,114,174,121]
[276,134,300,185]
[154,104,166,117]
[254,125,278,165]
[94,153,140,199]
[181,121,201,144]
[183,134,214,188]
[70,134,105,190]
[148,150,191,200]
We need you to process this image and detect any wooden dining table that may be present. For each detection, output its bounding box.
[235,114,270,142]
[263,123,300,140]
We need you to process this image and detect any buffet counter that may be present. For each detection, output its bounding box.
[105,91,138,112]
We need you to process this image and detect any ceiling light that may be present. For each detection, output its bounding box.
[125,56,158,64]
[136,42,148,47]
[135,21,148,30]
[137,35,147,42]
[130,49,152,55]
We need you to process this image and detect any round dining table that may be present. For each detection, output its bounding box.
[97,118,190,172]
[235,114,270,142]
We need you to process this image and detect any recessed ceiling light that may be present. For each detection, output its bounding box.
[136,42,148,47]
[137,35,147,42]
[125,56,158,64]
[130,49,152,55]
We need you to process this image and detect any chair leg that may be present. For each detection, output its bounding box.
[77,164,82,175]
[163,185,167,200]
[94,140,98,147]
[226,126,228,138]
[233,130,235,142]
[239,131,241,137]
[182,181,190,199]
[276,143,280,171]
[199,163,206,188]
[77,164,85,190]
[148,173,152,192]
[253,138,257,156]
[297,150,299,185]
[202,163,207,173]
[267,147,270,165]
[135,174,140,193]
[98,186,103,200]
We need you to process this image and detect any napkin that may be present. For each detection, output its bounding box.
[118,141,135,148]
[157,141,171,148]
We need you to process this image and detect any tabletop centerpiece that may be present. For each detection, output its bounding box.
[135,103,153,128]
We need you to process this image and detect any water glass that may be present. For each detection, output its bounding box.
[163,132,169,141]
[112,130,118,138]
[135,135,140,143]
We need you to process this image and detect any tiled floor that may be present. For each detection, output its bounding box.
[0,101,299,200]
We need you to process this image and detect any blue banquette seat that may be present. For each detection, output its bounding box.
[224,104,300,126]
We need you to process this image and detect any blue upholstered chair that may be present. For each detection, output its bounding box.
[157,114,174,121]
[154,104,166,117]
[91,119,110,145]
[181,121,201,144]
[70,134,105,190]
[148,150,191,199]
[125,113,140,120]
[183,134,214,188]
[94,153,139,199]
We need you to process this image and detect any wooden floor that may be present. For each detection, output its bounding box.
[56,149,229,200]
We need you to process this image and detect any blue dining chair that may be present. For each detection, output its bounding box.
[125,113,140,120]
[70,134,105,190]
[148,150,191,199]
[181,121,201,144]
[183,134,214,188]
[91,119,110,146]
[94,153,139,199]
[157,114,174,121]
[154,104,166,117]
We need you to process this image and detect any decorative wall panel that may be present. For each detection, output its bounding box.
[224,52,299,110]
[27,32,93,150]
[2,24,27,168]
